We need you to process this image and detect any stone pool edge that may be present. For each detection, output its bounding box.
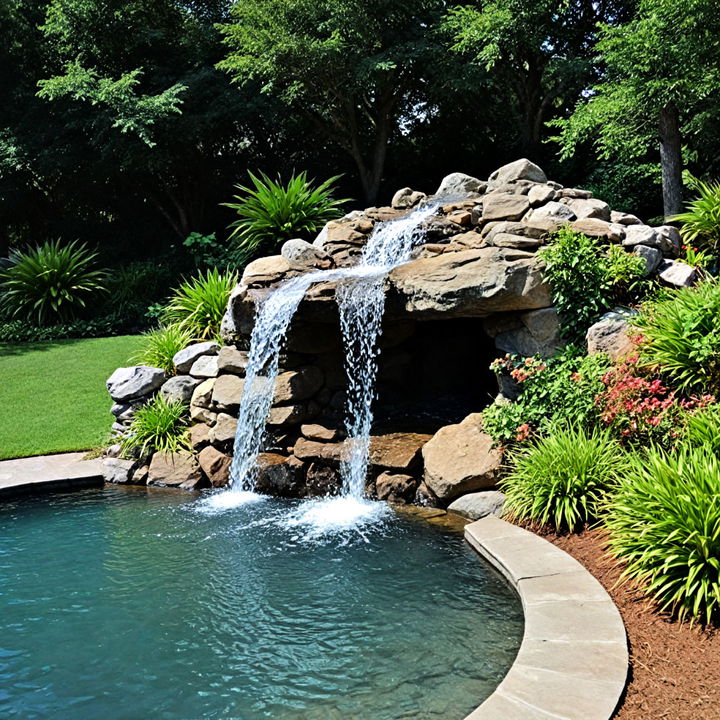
[463,515,628,720]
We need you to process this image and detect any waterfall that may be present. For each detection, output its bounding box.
[228,202,438,495]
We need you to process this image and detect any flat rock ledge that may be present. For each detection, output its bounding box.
[464,516,628,720]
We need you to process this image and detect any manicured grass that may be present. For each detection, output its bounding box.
[0,335,144,460]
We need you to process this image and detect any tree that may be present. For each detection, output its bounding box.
[218,0,448,204]
[553,0,720,219]
[443,0,633,158]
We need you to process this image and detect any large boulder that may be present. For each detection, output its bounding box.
[488,307,563,358]
[241,255,296,287]
[658,259,697,287]
[586,308,637,360]
[197,446,232,487]
[107,365,166,403]
[368,432,432,472]
[422,414,502,502]
[147,452,206,489]
[159,375,202,404]
[212,374,245,411]
[488,159,547,185]
[447,490,506,520]
[217,346,249,376]
[524,201,575,226]
[281,238,332,269]
[375,472,418,504]
[481,193,530,222]
[435,172,486,198]
[173,341,219,373]
[388,247,552,319]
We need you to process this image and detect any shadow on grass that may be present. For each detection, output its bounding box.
[0,336,117,358]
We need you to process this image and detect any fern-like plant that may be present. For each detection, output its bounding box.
[671,177,720,255]
[605,446,720,624]
[121,394,190,456]
[501,425,625,531]
[0,240,108,325]
[161,268,238,341]
[131,325,193,374]
[223,171,348,257]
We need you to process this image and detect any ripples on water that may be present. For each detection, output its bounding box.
[0,487,523,720]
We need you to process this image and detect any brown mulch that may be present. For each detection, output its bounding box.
[538,527,720,720]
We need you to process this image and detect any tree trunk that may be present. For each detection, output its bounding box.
[659,103,683,219]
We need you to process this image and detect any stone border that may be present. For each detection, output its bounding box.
[464,515,628,720]
[0,453,104,499]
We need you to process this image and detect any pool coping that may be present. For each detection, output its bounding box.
[463,515,628,720]
[0,452,104,499]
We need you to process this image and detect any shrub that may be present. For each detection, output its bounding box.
[671,177,720,256]
[683,403,720,454]
[605,446,720,623]
[131,325,193,374]
[160,268,238,341]
[539,228,610,343]
[482,347,610,444]
[183,232,237,269]
[0,313,128,342]
[632,279,720,394]
[223,171,348,258]
[595,354,714,446]
[501,426,625,531]
[121,394,190,456]
[606,244,649,304]
[0,240,108,325]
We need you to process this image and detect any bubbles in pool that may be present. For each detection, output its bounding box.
[196,489,266,513]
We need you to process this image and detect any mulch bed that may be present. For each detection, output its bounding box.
[538,527,720,720]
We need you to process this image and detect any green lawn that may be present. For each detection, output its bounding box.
[0,335,144,460]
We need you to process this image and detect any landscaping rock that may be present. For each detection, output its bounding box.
[102,457,136,484]
[369,432,432,471]
[524,201,575,225]
[173,341,220,373]
[274,366,324,404]
[561,197,611,221]
[375,472,418,504]
[209,413,237,445]
[241,255,295,287]
[147,452,206,489]
[569,218,613,240]
[107,365,166,403]
[212,374,245,411]
[481,193,530,222]
[217,346,249,376]
[435,172,485,198]
[447,490,506,520]
[621,224,658,248]
[422,414,502,502]
[189,423,211,451]
[586,308,637,360]
[281,238,332,269]
[255,453,302,496]
[160,375,202,404]
[655,225,682,255]
[488,158,547,185]
[392,187,427,209]
[301,423,342,442]
[189,354,219,378]
[633,244,663,275]
[197,446,232,487]
[267,403,312,426]
[611,211,642,225]
[658,259,697,287]
[110,402,138,423]
[489,307,563,358]
[191,378,216,409]
[527,184,556,206]
[293,437,347,464]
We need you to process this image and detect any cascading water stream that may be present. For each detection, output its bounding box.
[227,202,439,502]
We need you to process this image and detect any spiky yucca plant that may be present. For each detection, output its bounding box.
[501,425,626,531]
[121,394,190,456]
[606,446,720,624]
[131,325,193,374]
[223,171,348,257]
[671,177,720,255]
[0,240,107,325]
[160,268,238,341]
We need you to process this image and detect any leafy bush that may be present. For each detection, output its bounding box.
[482,348,610,444]
[595,354,714,446]
[606,244,649,303]
[605,446,720,623]
[0,240,108,325]
[632,279,720,394]
[671,177,720,256]
[223,171,348,258]
[131,325,193,374]
[683,403,720,454]
[183,232,237,269]
[121,394,189,456]
[501,426,625,531]
[0,314,129,342]
[161,268,238,341]
[539,228,610,343]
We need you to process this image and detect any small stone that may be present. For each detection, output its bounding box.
[376,472,418,504]
[209,413,237,445]
[586,308,638,360]
[447,491,506,520]
[160,375,202,404]
[293,437,347,464]
[102,457,136,484]
[211,374,244,411]
[189,355,219,379]
[107,365,166,403]
[190,405,217,425]
[198,446,232,488]
[484,221,547,243]
[491,233,543,250]
[482,193,531,222]
[557,187,592,199]
[274,366,324,404]
[281,238,333,269]
[655,225,682,255]
[447,210,472,226]
[658,260,697,287]
[172,341,220,373]
[190,378,216,409]
[488,159,547,185]
[267,403,310,426]
[391,187,427,209]
[216,346,249,376]
[300,424,342,442]
[147,452,206,490]
[570,218,612,239]
[131,465,149,485]
[611,210,642,225]
[527,184,556,206]
[110,402,138,423]
[633,245,663,275]
[189,423,211,451]
[241,255,295,287]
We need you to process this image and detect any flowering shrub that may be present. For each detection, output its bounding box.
[595,354,714,446]
[482,347,610,445]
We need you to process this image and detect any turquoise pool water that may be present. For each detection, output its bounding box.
[0,487,522,719]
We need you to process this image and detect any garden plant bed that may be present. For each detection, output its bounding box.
[540,526,720,720]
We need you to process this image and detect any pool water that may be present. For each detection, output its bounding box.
[0,487,523,720]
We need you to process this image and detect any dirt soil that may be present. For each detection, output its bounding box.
[541,527,720,720]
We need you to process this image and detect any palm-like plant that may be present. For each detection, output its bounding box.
[161,268,239,341]
[0,240,108,325]
[223,171,349,258]
[671,177,720,255]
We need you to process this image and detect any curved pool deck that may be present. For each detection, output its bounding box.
[463,515,628,720]
[0,453,103,498]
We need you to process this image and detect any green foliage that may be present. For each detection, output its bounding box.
[223,172,347,257]
[633,279,720,394]
[606,446,720,623]
[183,232,237,269]
[482,347,610,445]
[539,228,611,343]
[606,244,650,303]
[671,177,720,256]
[161,268,238,341]
[131,325,193,374]
[121,394,190,456]
[683,403,720,454]
[501,425,625,531]
[0,240,108,325]
[0,313,129,342]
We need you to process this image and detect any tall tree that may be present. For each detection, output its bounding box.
[553,0,720,218]
[443,0,633,158]
[218,0,448,204]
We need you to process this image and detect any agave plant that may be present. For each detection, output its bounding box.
[131,325,194,374]
[223,171,349,257]
[0,240,108,325]
[671,177,720,255]
[160,268,239,341]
